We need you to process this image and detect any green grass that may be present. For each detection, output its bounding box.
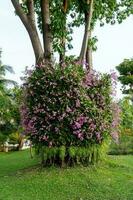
[0,150,39,177]
[0,150,133,200]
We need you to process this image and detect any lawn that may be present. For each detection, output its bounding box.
[0,150,133,200]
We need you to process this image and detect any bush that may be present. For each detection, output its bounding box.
[109,135,133,155]
[21,64,119,166]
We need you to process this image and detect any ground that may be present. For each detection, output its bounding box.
[0,150,133,200]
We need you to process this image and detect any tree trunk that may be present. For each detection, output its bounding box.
[18,138,24,151]
[86,30,93,71]
[59,14,67,67]
[59,41,65,67]
[26,22,44,65]
[41,0,53,65]
[30,141,33,158]
[63,0,68,13]
[11,0,44,65]
[79,0,94,65]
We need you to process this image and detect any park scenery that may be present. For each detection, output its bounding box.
[0,0,133,200]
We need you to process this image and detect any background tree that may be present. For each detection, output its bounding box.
[120,97,133,134]
[0,85,15,150]
[0,48,16,86]
[109,97,133,155]
[116,58,133,98]
[8,86,24,151]
[0,86,22,151]
[0,50,20,151]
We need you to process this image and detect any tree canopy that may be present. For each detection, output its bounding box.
[11,0,133,68]
[116,58,133,95]
[0,51,19,145]
[119,97,133,134]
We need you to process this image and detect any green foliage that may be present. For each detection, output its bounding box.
[0,54,16,86]
[0,86,21,146]
[0,52,19,146]
[88,36,98,51]
[9,131,23,145]
[116,58,133,95]
[120,97,133,132]
[38,144,108,166]
[59,146,66,161]
[24,0,132,55]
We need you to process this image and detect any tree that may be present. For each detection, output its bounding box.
[9,1,131,164]
[120,97,133,134]
[0,48,16,86]
[9,86,24,150]
[116,58,133,98]
[11,0,132,67]
[0,50,19,151]
[0,49,16,128]
[0,86,15,150]
[0,86,22,151]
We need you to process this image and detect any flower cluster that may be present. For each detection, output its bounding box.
[110,70,118,96]
[21,65,120,149]
[110,102,121,143]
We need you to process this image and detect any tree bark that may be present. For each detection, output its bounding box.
[11,0,44,65]
[30,141,33,158]
[59,40,65,66]
[63,0,68,13]
[41,0,53,64]
[59,9,67,67]
[86,30,93,71]
[18,137,24,151]
[79,0,94,65]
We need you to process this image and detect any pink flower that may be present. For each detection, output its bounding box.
[43,135,48,141]
[73,122,81,129]
[77,116,87,125]
[110,71,117,81]
[90,123,96,129]
[66,106,72,113]
[110,131,119,144]
[95,132,101,141]
[77,133,84,141]
[76,99,80,107]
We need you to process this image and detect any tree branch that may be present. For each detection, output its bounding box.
[86,30,93,71]
[11,0,29,27]
[11,0,44,64]
[26,0,35,22]
[63,0,68,13]
[79,0,94,64]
